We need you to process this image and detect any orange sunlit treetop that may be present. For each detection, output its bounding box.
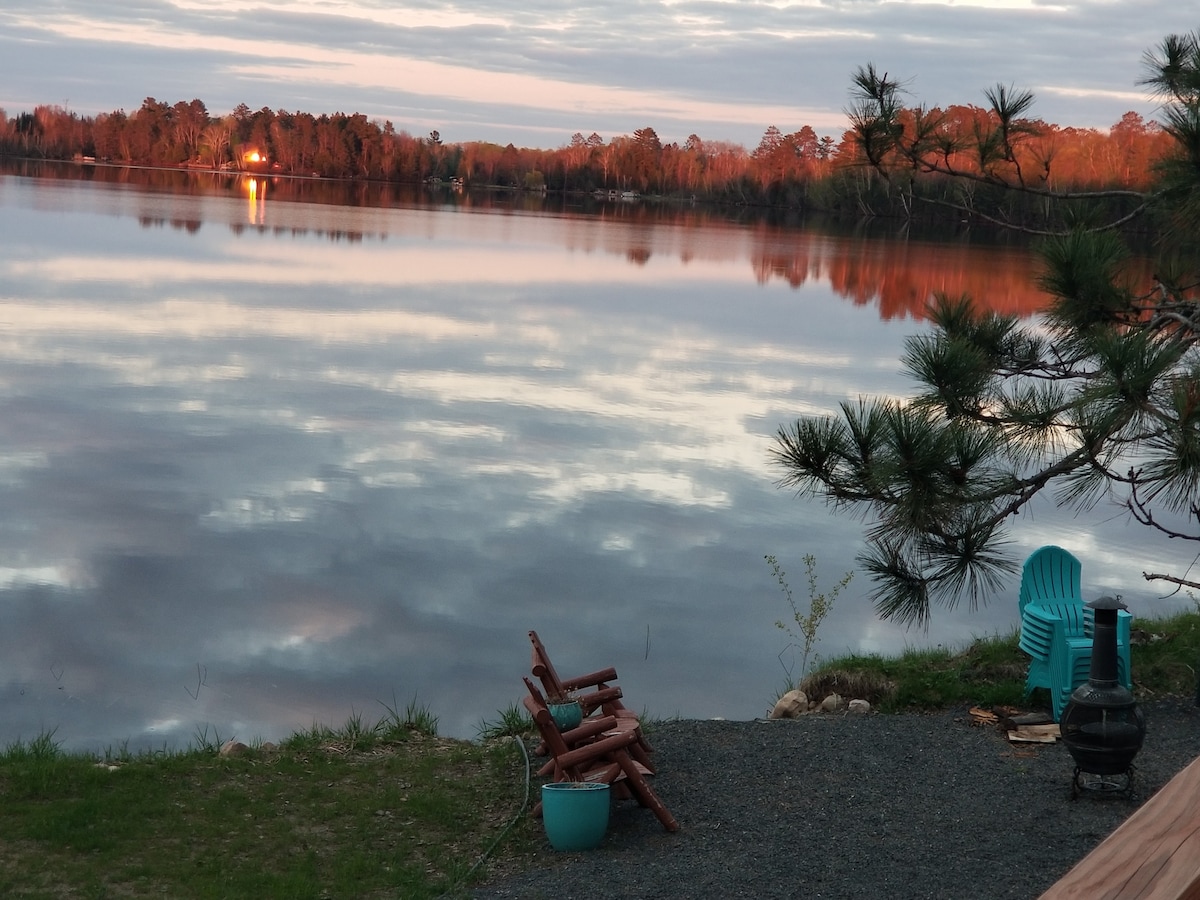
[0,95,1174,197]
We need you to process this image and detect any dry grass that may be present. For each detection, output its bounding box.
[798,668,899,706]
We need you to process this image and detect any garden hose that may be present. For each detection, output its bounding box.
[438,735,532,898]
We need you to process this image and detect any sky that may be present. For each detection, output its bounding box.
[1,1,1195,149]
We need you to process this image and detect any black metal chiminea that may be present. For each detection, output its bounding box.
[1059,596,1146,794]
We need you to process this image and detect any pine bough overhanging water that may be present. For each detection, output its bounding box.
[772,29,1200,626]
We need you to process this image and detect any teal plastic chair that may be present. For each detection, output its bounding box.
[1017,545,1132,721]
[1018,545,1084,699]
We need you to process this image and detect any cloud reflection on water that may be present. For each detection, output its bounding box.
[0,169,1186,751]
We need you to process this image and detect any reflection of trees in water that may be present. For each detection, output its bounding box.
[751,237,1155,320]
[137,216,203,234]
[11,159,1154,314]
[224,222,365,242]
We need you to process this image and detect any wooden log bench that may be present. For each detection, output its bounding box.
[1039,754,1200,900]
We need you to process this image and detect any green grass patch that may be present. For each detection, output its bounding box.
[476,703,534,741]
[799,610,1200,713]
[799,630,1029,712]
[0,713,540,899]
[1126,609,1200,699]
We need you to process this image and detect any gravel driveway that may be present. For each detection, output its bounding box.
[474,699,1200,900]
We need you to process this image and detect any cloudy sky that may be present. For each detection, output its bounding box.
[1,1,1194,149]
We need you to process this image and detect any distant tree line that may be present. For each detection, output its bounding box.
[0,95,1174,218]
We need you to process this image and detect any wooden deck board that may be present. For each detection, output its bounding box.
[1039,754,1200,900]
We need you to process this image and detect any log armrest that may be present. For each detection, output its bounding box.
[561,667,620,691]
[577,686,623,715]
[555,728,639,771]
[560,715,620,744]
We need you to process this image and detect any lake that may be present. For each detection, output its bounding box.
[0,163,1184,750]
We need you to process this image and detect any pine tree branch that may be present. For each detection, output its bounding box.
[901,190,1150,236]
[1127,476,1200,542]
[1142,571,1200,591]
[905,154,1150,201]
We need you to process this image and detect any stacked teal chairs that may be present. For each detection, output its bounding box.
[1017,545,1132,721]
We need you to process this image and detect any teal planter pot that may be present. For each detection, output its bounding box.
[547,700,583,731]
[541,782,610,851]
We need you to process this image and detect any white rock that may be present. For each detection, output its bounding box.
[848,699,872,714]
[819,693,845,712]
[769,689,809,719]
[219,739,249,758]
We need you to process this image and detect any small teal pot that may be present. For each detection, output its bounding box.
[541,782,610,851]
[547,700,583,731]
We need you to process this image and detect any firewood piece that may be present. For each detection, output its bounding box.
[1000,710,1057,731]
[1007,723,1060,743]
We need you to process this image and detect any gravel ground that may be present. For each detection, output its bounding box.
[474,699,1200,900]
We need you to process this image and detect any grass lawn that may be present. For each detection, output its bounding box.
[0,712,542,899]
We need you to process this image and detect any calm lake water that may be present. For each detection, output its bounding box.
[0,164,1185,750]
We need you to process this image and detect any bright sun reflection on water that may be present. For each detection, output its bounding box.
[244,177,265,225]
